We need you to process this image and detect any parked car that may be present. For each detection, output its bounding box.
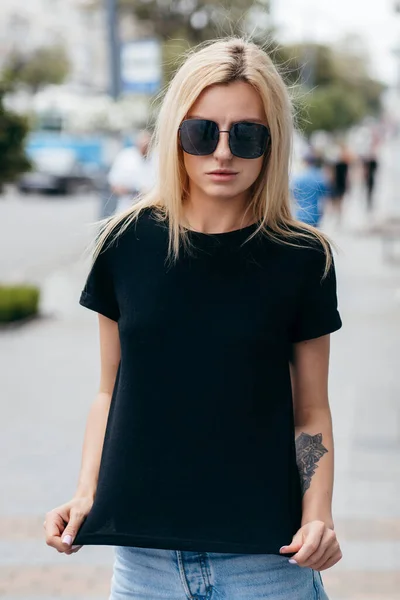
[18,148,95,195]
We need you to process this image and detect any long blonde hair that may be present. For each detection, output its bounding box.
[95,37,332,273]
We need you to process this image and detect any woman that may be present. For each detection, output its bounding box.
[44,38,342,599]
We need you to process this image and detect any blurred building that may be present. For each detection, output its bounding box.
[0,0,108,92]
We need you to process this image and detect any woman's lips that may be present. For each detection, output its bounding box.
[207,172,238,182]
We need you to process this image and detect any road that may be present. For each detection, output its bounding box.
[0,191,99,285]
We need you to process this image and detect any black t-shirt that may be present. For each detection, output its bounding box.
[74,208,342,554]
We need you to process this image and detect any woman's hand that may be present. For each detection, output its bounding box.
[44,495,93,555]
[280,520,342,571]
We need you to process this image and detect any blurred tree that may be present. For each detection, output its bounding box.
[2,45,70,94]
[91,0,272,86]
[295,84,368,136]
[88,2,384,135]
[118,0,271,44]
[0,93,31,190]
[273,42,385,136]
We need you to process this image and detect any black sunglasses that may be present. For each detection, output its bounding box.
[178,119,271,159]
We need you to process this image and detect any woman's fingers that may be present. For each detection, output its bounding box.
[44,509,68,553]
[63,544,83,556]
[279,534,303,556]
[61,509,86,549]
[309,530,340,570]
[44,506,85,554]
[44,499,92,555]
[315,548,343,572]
[291,522,325,566]
[284,521,342,571]
[300,528,339,569]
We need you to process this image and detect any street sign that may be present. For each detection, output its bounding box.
[121,39,162,94]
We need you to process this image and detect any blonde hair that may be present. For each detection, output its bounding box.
[95,37,333,273]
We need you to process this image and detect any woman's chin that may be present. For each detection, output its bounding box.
[201,183,246,200]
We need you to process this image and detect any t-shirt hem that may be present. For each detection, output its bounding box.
[74,531,286,555]
[79,291,119,322]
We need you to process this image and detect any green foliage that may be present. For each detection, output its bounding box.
[296,84,368,136]
[0,94,31,186]
[274,43,385,136]
[116,0,272,87]
[273,43,337,88]
[0,285,40,323]
[2,45,70,93]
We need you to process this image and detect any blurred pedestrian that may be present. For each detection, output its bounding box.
[362,152,379,212]
[329,142,352,225]
[45,38,342,599]
[292,153,330,227]
[108,129,157,214]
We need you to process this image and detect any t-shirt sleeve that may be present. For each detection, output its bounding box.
[79,245,120,322]
[290,246,342,343]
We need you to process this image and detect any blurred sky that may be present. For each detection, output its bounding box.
[273,0,400,84]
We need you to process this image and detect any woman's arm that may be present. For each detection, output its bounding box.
[280,334,342,571]
[75,314,121,499]
[45,314,120,554]
[290,334,334,529]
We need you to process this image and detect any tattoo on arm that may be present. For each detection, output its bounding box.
[295,432,328,496]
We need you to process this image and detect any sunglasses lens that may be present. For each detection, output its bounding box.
[179,120,219,155]
[231,123,270,159]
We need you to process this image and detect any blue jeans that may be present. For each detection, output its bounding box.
[110,546,329,599]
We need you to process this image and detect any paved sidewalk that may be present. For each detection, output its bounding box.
[1,220,399,599]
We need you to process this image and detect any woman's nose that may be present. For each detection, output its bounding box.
[213,131,233,160]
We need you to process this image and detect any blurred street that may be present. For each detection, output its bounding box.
[0,184,399,600]
[0,192,98,285]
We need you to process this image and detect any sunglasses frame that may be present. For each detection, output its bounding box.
[178,118,271,159]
